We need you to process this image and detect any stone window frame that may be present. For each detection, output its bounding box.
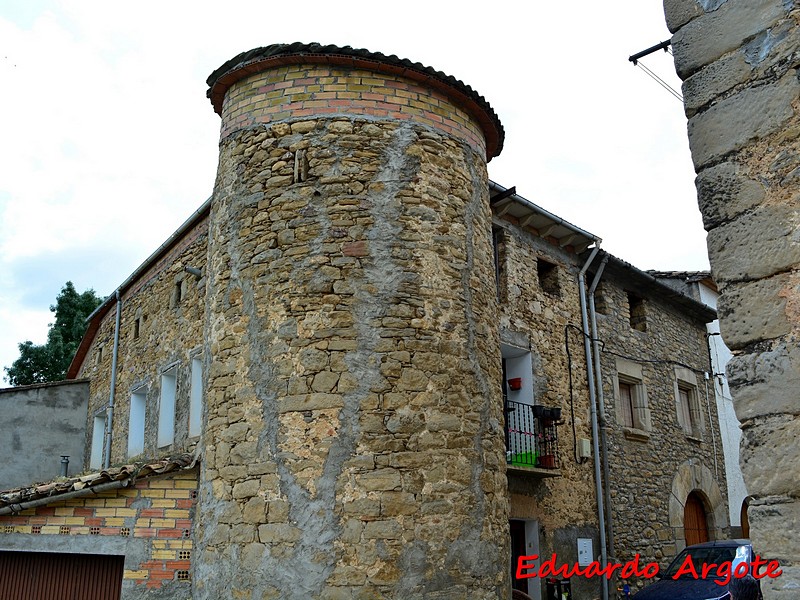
[157,363,179,449]
[674,366,704,440]
[127,384,148,458]
[613,357,651,441]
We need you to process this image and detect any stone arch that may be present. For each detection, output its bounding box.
[668,459,726,552]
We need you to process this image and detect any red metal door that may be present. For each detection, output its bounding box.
[0,551,123,600]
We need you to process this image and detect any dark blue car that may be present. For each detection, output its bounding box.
[632,540,758,600]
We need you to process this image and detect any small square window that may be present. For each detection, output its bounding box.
[675,368,702,439]
[627,292,647,332]
[492,227,507,302]
[615,358,650,439]
[537,259,560,297]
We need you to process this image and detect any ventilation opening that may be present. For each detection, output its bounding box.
[537,259,560,296]
[627,292,647,332]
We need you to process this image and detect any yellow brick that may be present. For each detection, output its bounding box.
[95,508,116,517]
[150,499,177,508]
[164,490,188,499]
[141,490,165,498]
[152,550,176,560]
[54,507,74,517]
[152,540,167,549]
[84,498,106,507]
[135,518,151,528]
[115,508,136,517]
[64,517,86,526]
[148,479,175,489]
[124,570,149,580]
[71,526,90,535]
[172,471,198,480]
[165,510,190,519]
[41,525,61,535]
[174,479,198,489]
[104,518,125,526]
[15,526,32,534]
[150,519,175,528]
[168,540,192,549]
[104,499,127,507]
[63,499,87,506]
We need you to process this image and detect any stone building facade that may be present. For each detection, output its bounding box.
[663,1,800,597]
[492,187,725,597]
[0,43,732,599]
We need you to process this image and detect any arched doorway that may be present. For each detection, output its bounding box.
[684,491,709,546]
[741,500,750,539]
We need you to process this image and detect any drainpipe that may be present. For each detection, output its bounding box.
[104,290,122,469]
[579,245,608,600]
[588,256,615,561]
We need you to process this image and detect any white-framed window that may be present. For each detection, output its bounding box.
[674,367,703,438]
[90,413,106,470]
[614,358,650,439]
[128,388,147,457]
[189,357,203,438]
[158,367,177,447]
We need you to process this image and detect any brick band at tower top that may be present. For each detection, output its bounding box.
[206,42,505,160]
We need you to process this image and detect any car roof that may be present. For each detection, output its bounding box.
[684,539,751,549]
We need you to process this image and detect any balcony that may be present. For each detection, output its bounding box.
[505,401,561,476]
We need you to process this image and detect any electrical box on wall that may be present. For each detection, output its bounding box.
[577,538,593,566]
[578,438,592,459]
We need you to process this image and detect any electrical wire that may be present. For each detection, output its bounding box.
[635,61,684,101]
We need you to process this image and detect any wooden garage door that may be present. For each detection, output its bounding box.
[684,492,710,546]
[0,551,123,600]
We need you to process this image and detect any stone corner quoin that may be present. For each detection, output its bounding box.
[663,1,800,598]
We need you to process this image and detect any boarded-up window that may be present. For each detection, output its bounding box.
[0,551,124,600]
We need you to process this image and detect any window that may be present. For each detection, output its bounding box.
[627,291,647,332]
[537,258,560,297]
[128,388,146,457]
[189,357,203,437]
[158,367,177,447]
[614,358,650,438]
[492,226,507,301]
[619,381,635,428]
[674,367,702,438]
[90,413,106,469]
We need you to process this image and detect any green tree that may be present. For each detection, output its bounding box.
[4,282,103,386]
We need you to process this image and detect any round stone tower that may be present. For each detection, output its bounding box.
[197,43,507,599]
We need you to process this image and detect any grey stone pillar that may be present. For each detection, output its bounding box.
[664,2,800,596]
[195,44,509,599]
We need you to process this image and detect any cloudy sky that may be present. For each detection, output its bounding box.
[0,1,707,381]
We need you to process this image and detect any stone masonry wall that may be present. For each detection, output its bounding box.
[79,216,208,466]
[494,219,600,600]
[663,1,800,596]
[595,276,725,592]
[197,60,508,599]
[0,469,197,599]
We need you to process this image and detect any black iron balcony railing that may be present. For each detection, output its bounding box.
[505,401,560,469]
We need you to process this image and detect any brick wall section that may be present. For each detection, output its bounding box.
[0,470,197,591]
[219,65,487,157]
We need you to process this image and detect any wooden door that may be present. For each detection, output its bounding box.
[684,492,709,546]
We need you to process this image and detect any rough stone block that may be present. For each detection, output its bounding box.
[663,0,704,33]
[716,275,791,348]
[687,71,799,168]
[682,52,750,117]
[672,0,789,78]
[706,203,800,282]
[740,416,800,496]
[748,498,800,560]
[728,342,800,420]
[758,564,800,599]
[695,162,765,230]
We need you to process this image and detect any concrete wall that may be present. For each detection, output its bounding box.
[0,380,89,489]
[663,1,800,596]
